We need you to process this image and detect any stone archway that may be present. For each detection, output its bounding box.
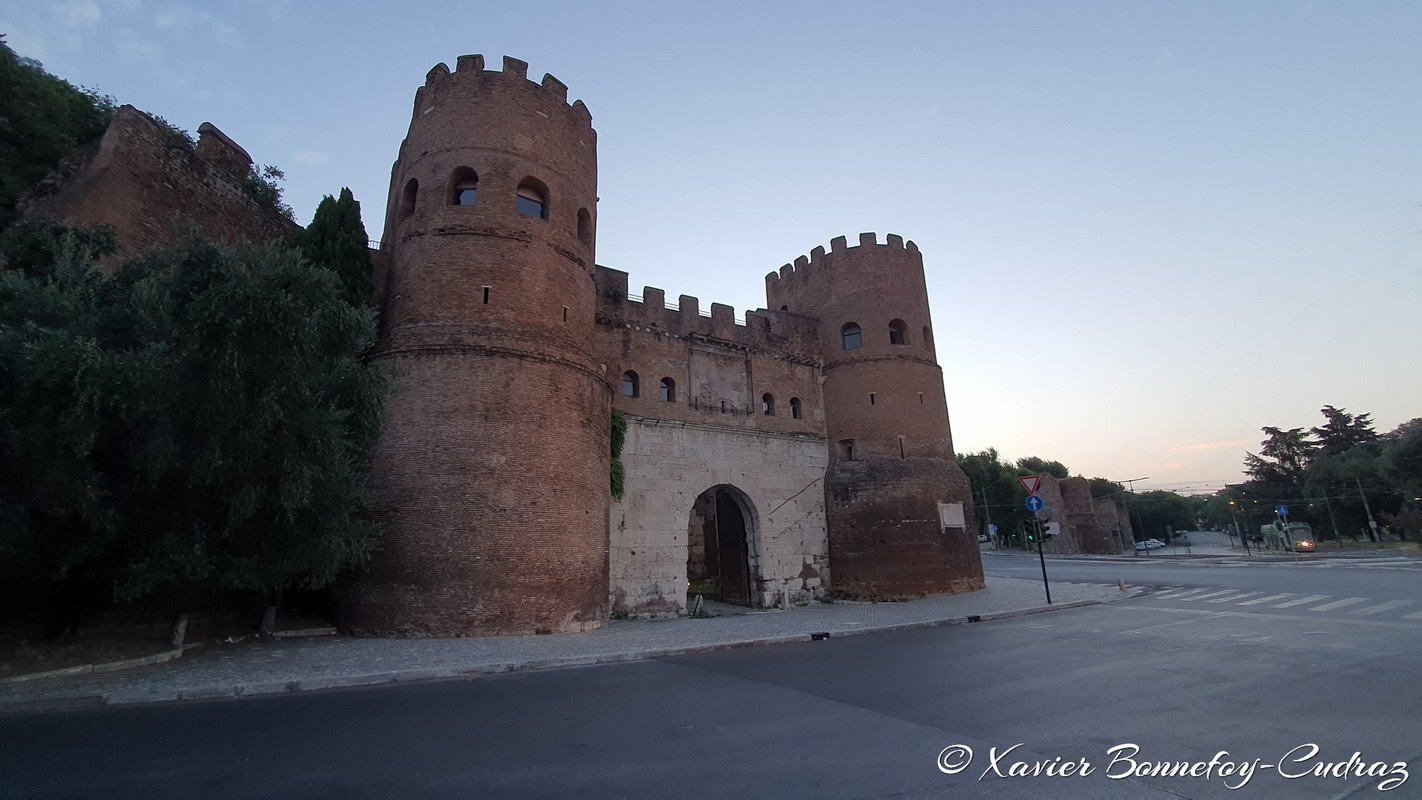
[686,485,758,606]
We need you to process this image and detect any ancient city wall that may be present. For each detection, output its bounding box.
[20,105,300,264]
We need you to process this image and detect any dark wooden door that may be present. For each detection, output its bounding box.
[715,489,751,604]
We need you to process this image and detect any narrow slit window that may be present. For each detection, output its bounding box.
[869,392,876,405]
[562,306,568,322]
[918,392,924,405]
[482,286,490,304]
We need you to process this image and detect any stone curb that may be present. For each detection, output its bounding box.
[0,647,183,687]
[0,591,1139,713]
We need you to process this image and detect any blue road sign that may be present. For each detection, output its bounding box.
[1026,495,1045,512]
[1276,504,1289,518]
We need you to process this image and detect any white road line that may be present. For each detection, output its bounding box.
[1353,599,1413,616]
[1155,588,1213,599]
[1239,593,1294,606]
[1184,589,1241,602]
[1309,597,1369,612]
[1207,592,1263,604]
[1274,594,1331,608]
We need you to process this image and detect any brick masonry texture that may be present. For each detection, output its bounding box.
[22,54,988,636]
[20,106,300,266]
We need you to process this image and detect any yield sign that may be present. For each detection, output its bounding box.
[1018,475,1041,495]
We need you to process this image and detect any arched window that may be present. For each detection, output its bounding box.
[889,318,908,345]
[790,397,802,419]
[621,371,639,398]
[841,322,862,351]
[516,179,548,219]
[923,325,934,352]
[398,178,418,222]
[577,208,592,244]
[762,394,775,416]
[449,167,478,206]
[659,377,676,402]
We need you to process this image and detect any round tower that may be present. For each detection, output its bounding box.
[346,55,609,636]
[765,233,984,597]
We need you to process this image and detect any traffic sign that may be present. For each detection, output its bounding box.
[1019,475,1041,495]
[1276,504,1289,518]
[1026,495,1045,512]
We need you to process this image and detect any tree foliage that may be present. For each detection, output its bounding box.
[1016,456,1069,479]
[299,187,373,306]
[0,37,115,229]
[1231,407,1417,542]
[0,224,385,627]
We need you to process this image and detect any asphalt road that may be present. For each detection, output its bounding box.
[3,557,1419,799]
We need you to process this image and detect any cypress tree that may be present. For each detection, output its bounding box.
[299,187,373,306]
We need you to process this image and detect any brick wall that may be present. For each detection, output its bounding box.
[20,105,300,265]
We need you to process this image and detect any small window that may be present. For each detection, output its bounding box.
[762,394,775,416]
[577,208,592,244]
[398,178,418,221]
[842,322,862,351]
[516,181,548,219]
[659,378,676,402]
[621,371,639,398]
[790,397,802,419]
[449,167,478,206]
[838,439,855,461]
[889,319,908,345]
[869,392,876,406]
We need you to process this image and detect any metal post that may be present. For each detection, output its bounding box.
[1034,514,1051,604]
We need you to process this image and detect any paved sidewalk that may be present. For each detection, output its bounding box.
[0,577,1134,711]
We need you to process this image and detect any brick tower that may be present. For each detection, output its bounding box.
[765,234,984,597]
[345,56,609,635]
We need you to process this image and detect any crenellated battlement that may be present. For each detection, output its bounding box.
[594,266,819,353]
[763,233,923,315]
[414,54,593,127]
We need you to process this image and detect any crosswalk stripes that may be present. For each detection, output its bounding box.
[1147,586,1419,623]
[1353,599,1413,616]
[1274,594,1330,608]
[1238,593,1294,605]
[1206,591,1261,604]
[1309,597,1368,612]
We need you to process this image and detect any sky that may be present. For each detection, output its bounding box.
[3,0,1419,494]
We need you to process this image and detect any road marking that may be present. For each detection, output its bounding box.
[1273,594,1330,608]
[1309,597,1369,612]
[1353,599,1413,616]
[1155,588,1213,600]
[1239,593,1294,606]
[1207,592,1263,604]
[1183,589,1241,602]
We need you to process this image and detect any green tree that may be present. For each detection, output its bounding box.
[1016,456,1069,479]
[1311,406,1379,456]
[299,188,374,306]
[1244,426,1315,486]
[0,226,385,634]
[0,38,115,229]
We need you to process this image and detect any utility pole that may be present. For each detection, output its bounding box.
[1357,478,1380,542]
[1119,477,1149,555]
[1320,490,1342,546]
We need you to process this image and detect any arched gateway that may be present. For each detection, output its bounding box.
[686,485,759,606]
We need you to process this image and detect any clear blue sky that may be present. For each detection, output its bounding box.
[4,0,1419,492]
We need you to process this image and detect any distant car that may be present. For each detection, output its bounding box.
[977,533,990,543]
[1134,539,1166,551]
[1294,539,1316,553]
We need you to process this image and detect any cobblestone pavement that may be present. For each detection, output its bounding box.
[0,577,1131,710]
